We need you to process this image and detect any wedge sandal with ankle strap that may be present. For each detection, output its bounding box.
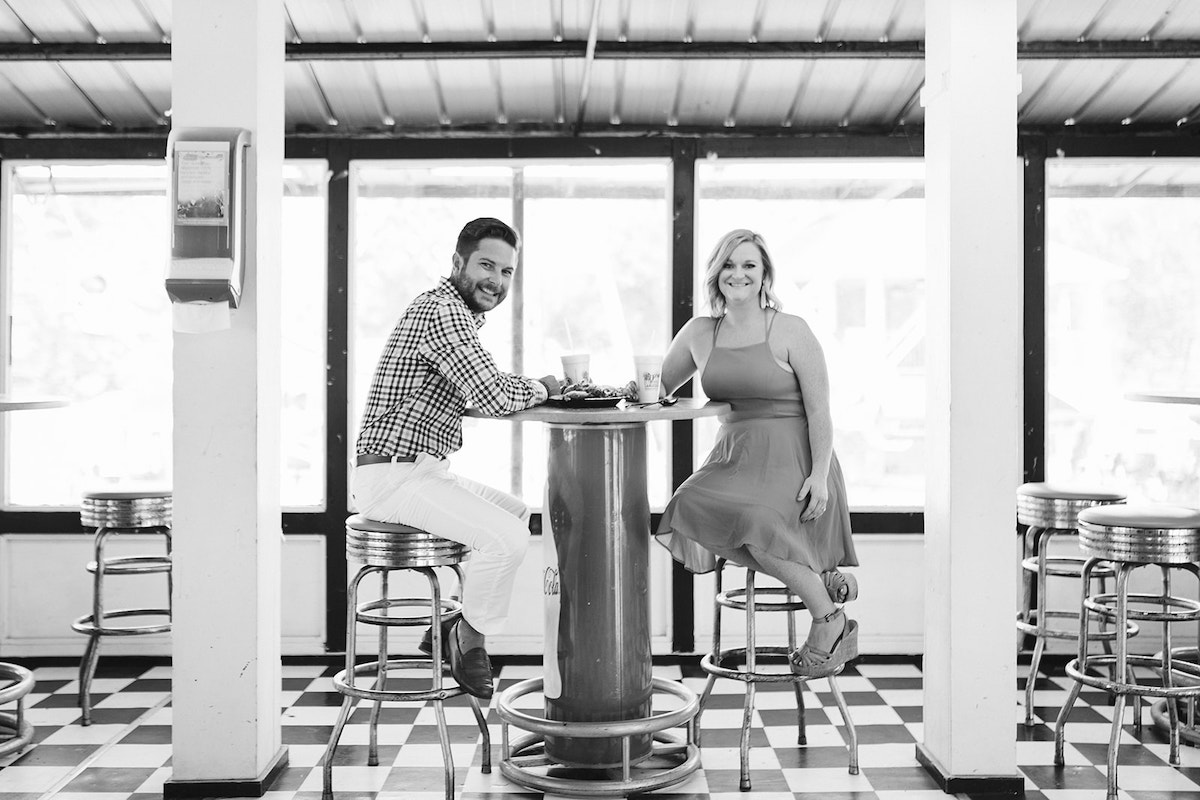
[789,608,860,679]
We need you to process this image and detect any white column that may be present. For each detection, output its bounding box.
[920,0,1023,790]
[167,0,285,790]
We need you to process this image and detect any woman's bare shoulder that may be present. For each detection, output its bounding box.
[772,311,815,337]
[679,315,719,340]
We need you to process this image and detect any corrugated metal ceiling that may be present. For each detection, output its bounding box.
[0,0,1198,136]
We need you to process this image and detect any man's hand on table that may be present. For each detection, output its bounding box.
[537,374,563,399]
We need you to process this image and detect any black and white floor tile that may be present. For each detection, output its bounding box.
[4,656,1200,799]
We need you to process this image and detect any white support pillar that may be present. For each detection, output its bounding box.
[166,0,285,795]
[920,0,1023,795]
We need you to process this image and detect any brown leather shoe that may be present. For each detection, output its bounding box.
[448,620,494,699]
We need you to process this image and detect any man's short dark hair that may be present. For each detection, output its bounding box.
[456,217,520,261]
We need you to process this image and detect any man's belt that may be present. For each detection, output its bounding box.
[355,453,419,466]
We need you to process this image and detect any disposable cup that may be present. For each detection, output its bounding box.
[633,355,663,402]
[561,354,590,385]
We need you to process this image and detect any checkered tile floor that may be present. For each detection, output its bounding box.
[4,655,1200,799]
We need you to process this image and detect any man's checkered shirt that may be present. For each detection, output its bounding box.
[356,277,546,458]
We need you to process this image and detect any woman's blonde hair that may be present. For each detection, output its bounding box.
[703,229,783,315]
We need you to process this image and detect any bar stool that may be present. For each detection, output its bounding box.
[71,490,172,726]
[323,515,490,800]
[697,558,858,792]
[0,662,34,757]
[1015,482,1130,726]
[1053,503,1200,800]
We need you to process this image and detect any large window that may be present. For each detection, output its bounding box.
[695,160,926,509]
[1045,160,1200,505]
[349,161,673,508]
[1,160,328,509]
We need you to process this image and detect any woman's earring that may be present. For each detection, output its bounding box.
[759,285,769,309]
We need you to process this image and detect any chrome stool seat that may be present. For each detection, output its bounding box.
[0,662,35,757]
[1054,503,1200,800]
[323,514,490,800]
[1016,482,1129,726]
[697,558,858,791]
[71,490,172,726]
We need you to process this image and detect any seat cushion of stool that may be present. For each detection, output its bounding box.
[345,513,428,535]
[1017,482,1126,502]
[82,490,172,501]
[1078,503,1200,530]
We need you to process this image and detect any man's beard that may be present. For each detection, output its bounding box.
[452,271,504,313]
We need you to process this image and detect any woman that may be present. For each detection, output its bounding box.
[655,229,859,677]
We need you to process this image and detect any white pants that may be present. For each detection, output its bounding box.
[350,454,531,636]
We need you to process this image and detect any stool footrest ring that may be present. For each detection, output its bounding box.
[332,658,464,703]
[1065,655,1200,699]
[86,556,171,575]
[1020,556,1115,579]
[1016,609,1137,642]
[1085,592,1200,623]
[72,608,171,636]
[354,597,461,628]
[701,647,838,683]
[716,586,807,613]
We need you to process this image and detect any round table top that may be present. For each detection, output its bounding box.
[0,395,69,412]
[468,397,730,424]
[1126,391,1200,407]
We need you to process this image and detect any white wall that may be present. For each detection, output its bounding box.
[10,530,1180,658]
[0,533,325,657]
[1,531,923,657]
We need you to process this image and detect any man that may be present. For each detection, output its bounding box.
[352,217,559,698]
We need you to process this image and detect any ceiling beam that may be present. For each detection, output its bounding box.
[2,38,1200,62]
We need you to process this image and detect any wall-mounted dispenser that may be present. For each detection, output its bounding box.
[165,128,251,324]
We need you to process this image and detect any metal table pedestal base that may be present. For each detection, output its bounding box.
[496,677,701,797]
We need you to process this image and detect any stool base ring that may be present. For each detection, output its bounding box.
[0,663,34,758]
[1149,699,1200,749]
[0,711,34,758]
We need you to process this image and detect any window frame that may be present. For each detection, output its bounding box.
[13,132,1199,649]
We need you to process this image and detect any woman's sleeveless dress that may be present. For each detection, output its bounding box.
[655,314,857,575]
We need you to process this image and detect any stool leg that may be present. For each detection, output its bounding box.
[786,599,806,745]
[324,566,369,800]
[424,571,456,800]
[78,527,112,726]
[1019,525,1038,649]
[468,695,491,775]
[826,674,859,775]
[1024,526,1054,727]
[695,559,726,749]
[164,529,174,622]
[739,570,757,792]
[1105,563,1134,800]
[449,569,491,776]
[367,569,391,767]
[1161,565,1181,765]
[1055,557,1098,765]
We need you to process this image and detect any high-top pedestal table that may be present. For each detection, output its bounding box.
[469,397,728,796]
[1126,391,1200,745]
